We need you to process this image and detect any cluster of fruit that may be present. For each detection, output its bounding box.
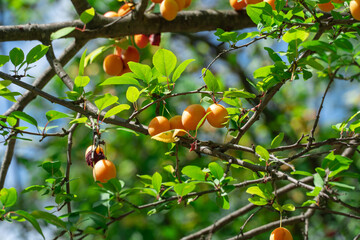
[152,0,192,21]
[103,46,140,76]
[103,2,133,18]
[148,103,229,137]
[85,145,117,186]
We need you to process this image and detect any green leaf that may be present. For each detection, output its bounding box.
[101,178,123,193]
[26,44,49,64]
[0,89,21,102]
[32,210,67,229]
[208,162,224,180]
[264,47,282,63]
[301,40,336,53]
[103,104,130,119]
[172,59,194,82]
[22,185,47,193]
[350,119,360,132]
[314,173,324,188]
[95,93,118,111]
[302,200,316,207]
[306,186,322,196]
[128,62,152,84]
[153,49,177,77]
[282,203,295,211]
[182,165,206,181]
[69,117,88,124]
[271,132,284,148]
[152,172,162,194]
[216,195,230,209]
[255,145,269,161]
[45,110,70,122]
[80,7,95,24]
[85,45,113,66]
[328,181,355,191]
[100,75,141,87]
[272,202,282,212]
[74,76,90,88]
[248,196,268,206]
[10,47,24,67]
[78,49,87,76]
[253,65,273,79]
[291,171,313,176]
[174,183,195,197]
[41,161,61,175]
[282,28,309,44]
[126,86,140,103]
[0,188,17,207]
[334,38,353,52]
[246,2,273,26]
[223,89,256,99]
[202,68,220,93]
[7,116,17,127]
[11,111,38,127]
[50,27,76,40]
[0,55,9,67]
[14,210,44,239]
[246,186,267,199]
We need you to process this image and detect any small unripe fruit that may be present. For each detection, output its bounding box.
[93,159,117,185]
[270,227,293,240]
[206,104,229,128]
[85,145,105,167]
[160,0,179,21]
[350,0,360,20]
[182,104,206,131]
[148,116,171,136]
[229,0,246,10]
[169,115,186,136]
[103,54,124,76]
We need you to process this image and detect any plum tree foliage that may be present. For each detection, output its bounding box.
[0,0,360,239]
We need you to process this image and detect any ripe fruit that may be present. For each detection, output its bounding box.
[169,115,186,136]
[118,3,132,16]
[184,0,192,8]
[270,227,293,240]
[229,0,247,10]
[151,0,164,3]
[265,0,276,10]
[85,145,105,167]
[160,0,179,21]
[103,54,124,76]
[148,116,171,136]
[134,34,150,49]
[182,104,206,131]
[206,104,229,128]
[350,0,360,20]
[317,1,334,12]
[245,0,263,4]
[104,11,118,18]
[175,0,186,10]
[121,46,140,67]
[93,159,117,185]
[332,0,343,3]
